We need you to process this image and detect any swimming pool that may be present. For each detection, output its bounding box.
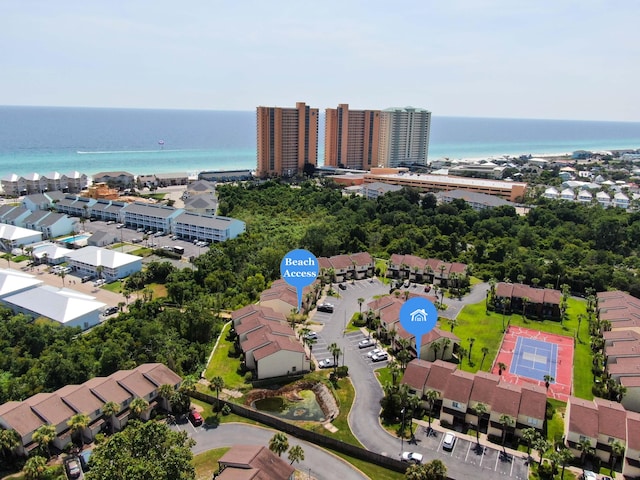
[59,234,90,243]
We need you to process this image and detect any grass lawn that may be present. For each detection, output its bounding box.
[329,450,405,480]
[203,322,251,392]
[528,461,578,480]
[453,297,593,399]
[375,366,393,387]
[193,447,229,480]
[102,280,122,293]
[546,400,566,445]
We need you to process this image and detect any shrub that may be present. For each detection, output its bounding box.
[336,365,349,377]
[244,371,253,382]
[221,404,231,416]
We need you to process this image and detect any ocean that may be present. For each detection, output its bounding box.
[1,106,640,177]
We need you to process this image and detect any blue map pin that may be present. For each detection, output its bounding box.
[280,249,319,312]
[399,297,438,358]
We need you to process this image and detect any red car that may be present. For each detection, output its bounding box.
[188,410,203,426]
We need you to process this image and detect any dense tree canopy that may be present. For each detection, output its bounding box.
[85,420,195,480]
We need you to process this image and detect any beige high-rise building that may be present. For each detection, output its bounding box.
[324,104,381,170]
[378,107,431,168]
[256,102,319,178]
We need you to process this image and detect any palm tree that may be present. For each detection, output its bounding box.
[96,265,104,281]
[23,455,47,480]
[60,270,66,287]
[473,402,488,443]
[210,375,225,412]
[430,341,441,361]
[448,318,457,332]
[268,432,289,457]
[388,360,402,386]
[578,438,594,465]
[424,459,447,479]
[287,444,305,465]
[521,427,539,455]
[357,297,364,314]
[610,440,625,472]
[405,463,428,480]
[32,424,56,458]
[129,397,149,419]
[480,347,490,370]
[467,337,475,362]
[67,412,90,446]
[179,375,198,394]
[498,362,507,376]
[425,389,440,432]
[440,338,451,360]
[557,447,573,479]
[533,437,551,467]
[499,414,515,454]
[101,401,121,434]
[543,375,555,391]
[328,342,341,373]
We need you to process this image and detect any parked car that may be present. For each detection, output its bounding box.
[116,223,125,229]
[318,358,335,369]
[81,275,93,283]
[103,306,119,316]
[188,410,203,426]
[339,283,347,290]
[79,449,93,472]
[65,458,81,479]
[367,348,384,358]
[304,332,318,340]
[401,451,423,464]
[317,303,334,313]
[371,352,388,362]
[443,432,456,450]
[424,284,431,292]
[580,472,597,480]
[358,338,375,349]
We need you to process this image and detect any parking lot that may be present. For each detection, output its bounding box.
[417,426,529,479]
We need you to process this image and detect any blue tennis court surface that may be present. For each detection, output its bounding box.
[510,337,558,382]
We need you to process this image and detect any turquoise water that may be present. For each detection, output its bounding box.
[60,234,90,243]
[1,106,639,176]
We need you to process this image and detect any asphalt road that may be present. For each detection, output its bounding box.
[173,422,368,480]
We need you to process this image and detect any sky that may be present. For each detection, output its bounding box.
[1,0,639,122]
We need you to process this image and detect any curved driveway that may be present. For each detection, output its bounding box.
[187,423,368,480]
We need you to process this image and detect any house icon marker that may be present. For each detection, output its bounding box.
[410,308,428,322]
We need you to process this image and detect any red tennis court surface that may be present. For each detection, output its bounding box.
[491,326,574,401]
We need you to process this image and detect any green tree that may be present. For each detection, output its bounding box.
[499,414,515,454]
[32,424,56,458]
[287,444,304,465]
[557,447,574,479]
[209,375,225,412]
[578,438,594,465]
[23,455,47,480]
[467,337,475,362]
[543,374,554,390]
[610,440,625,472]
[129,397,149,419]
[480,347,490,370]
[473,402,488,443]
[388,360,402,386]
[533,437,551,467]
[67,412,90,446]
[85,420,195,480]
[0,428,20,459]
[521,427,539,455]
[268,432,289,457]
[101,401,121,434]
[424,459,447,479]
[425,389,440,431]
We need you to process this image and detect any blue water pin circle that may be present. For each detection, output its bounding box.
[280,249,319,311]
[399,297,438,358]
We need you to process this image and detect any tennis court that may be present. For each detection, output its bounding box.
[492,326,573,401]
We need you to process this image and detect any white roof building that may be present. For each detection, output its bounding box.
[0,269,43,298]
[32,243,73,265]
[0,224,43,251]
[65,246,142,281]
[2,285,106,330]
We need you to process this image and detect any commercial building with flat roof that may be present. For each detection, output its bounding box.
[256,102,319,177]
[172,211,245,243]
[364,168,527,202]
[324,104,381,170]
[378,107,431,167]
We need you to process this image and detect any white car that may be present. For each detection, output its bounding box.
[443,432,456,450]
[367,348,383,358]
[358,338,374,349]
[401,451,423,464]
[318,358,335,369]
[581,472,597,480]
[371,352,388,362]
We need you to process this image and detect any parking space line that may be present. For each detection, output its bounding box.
[510,457,515,476]
[479,447,485,466]
[464,441,472,462]
[494,451,500,471]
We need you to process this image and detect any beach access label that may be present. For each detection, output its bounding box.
[399,297,438,356]
[280,249,319,311]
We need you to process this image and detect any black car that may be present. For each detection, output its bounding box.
[317,303,334,313]
[339,283,347,290]
[104,306,119,316]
